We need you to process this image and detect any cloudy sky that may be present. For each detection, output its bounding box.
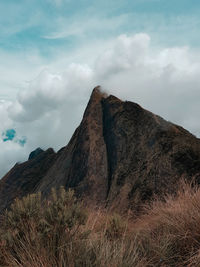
[0,0,200,177]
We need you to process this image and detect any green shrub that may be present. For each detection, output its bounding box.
[0,187,89,266]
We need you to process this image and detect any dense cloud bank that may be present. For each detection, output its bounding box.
[0,33,200,177]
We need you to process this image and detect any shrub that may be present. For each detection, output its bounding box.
[0,187,89,266]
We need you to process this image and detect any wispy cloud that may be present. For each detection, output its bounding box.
[42,14,128,40]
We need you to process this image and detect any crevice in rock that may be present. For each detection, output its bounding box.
[101,99,114,198]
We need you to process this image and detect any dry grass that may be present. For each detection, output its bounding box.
[132,181,200,266]
[1,182,200,266]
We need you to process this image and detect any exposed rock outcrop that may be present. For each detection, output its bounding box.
[0,148,56,211]
[1,86,200,212]
[28,147,44,160]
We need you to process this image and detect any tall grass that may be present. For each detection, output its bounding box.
[134,181,200,266]
[1,182,200,266]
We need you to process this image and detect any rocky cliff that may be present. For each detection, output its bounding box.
[1,86,200,212]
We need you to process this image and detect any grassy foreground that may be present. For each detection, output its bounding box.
[1,184,200,266]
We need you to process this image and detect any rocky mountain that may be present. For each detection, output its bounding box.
[1,86,200,212]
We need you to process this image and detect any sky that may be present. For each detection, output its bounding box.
[0,0,200,177]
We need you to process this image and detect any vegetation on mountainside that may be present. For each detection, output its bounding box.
[1,183,200,266]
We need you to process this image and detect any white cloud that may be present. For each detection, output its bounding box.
[9,64,94,122]
[95,33,150,78]
[0,33,200,178]
[0,140,28,177]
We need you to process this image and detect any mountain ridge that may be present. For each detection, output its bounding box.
[0,86,200,212]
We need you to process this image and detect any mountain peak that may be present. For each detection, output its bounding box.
[1,87,200,212]
[91,85,108,98]
[88,86,108,107]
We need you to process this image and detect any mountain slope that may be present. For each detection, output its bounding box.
[0,86,200,212]
[0,148,56,211]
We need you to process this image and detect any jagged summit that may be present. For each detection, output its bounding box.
[89,85,121,103]
[91,85,107,98]
[0,87,200,212]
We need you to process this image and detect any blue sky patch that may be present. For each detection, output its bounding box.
[1,0,200,59]
[2,129,27,146]
[2,129,16,142]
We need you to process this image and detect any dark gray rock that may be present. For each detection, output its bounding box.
[28,147,44,160]
[1,86,200,212]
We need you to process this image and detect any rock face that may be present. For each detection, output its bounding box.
[1,86,200,212]
[0,148,56,211]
